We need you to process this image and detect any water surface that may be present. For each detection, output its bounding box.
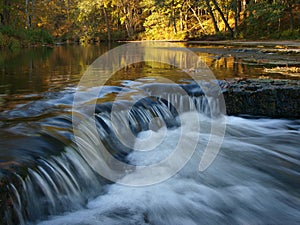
[0,43,299,225]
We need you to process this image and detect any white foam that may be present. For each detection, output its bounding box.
[37,114,300,225]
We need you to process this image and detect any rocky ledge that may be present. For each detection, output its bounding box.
[221,79,300,118]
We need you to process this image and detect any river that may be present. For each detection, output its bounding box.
[0,43,300,225]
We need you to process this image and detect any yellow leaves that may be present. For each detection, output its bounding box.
[120,16,126,25]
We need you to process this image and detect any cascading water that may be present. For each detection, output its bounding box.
[1,42,300,225]
[0,81,216,224]
[2,81,300,225]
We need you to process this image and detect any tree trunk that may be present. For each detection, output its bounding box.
[234,0,241,34]
[3,0,11,26]
[288,2,294,30]
[31,0,35,27]
[180,9,184,31]
[242,0,248,19]
[125,19,134,38]
[103,7,111,41]
[205,0,219,33]
[172,0,177,34]
[188,3,206,33]
[120,2,134,38]
[66,0,70,24]
[241,0,247,12]
[0,13,3,25]
[26,0,31,28]
[211,0,234,37]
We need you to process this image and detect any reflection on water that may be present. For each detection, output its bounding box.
[1,43,299,135]
[0,45,116,111]
[186,43,300,80]
[1,44,298,97]
[200,53,262,79]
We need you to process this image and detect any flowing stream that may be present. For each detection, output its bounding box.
[38,114,300,225]
[0,44,300,225]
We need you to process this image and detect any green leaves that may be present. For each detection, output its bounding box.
[242,1,286,37]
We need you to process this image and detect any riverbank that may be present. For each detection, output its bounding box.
[0,27,53,50]
[125,39,300,57]
[187,40,300,48]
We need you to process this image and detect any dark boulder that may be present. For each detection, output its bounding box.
[221,79,300,118]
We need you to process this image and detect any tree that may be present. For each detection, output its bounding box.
[1,0,299,43]
[211,0,234,36]
[78,0,112,41]
[232,0,241,34]
[112,0,143,38]
[205,0,220,33]
[141,0,188,39]
[25,0,36,28]
[187,1,207,33]
[242,1,285,36]
[281,0,299,31]
[1,0,12,26]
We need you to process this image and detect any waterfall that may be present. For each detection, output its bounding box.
[2,83,223,224]
[3,82,299,225]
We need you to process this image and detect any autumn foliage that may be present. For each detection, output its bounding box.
[0,0,299,46]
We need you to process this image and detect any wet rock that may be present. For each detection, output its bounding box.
[221,79,300,118]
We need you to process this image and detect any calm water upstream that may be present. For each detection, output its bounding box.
[0,43,300,225]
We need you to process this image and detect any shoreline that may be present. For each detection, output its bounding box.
[186,40,300,48]
[122,39,300,47]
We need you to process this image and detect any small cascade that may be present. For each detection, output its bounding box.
[1,82,223,225]
[2,147,104,225]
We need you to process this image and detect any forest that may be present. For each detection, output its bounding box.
[0,0,300,48]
